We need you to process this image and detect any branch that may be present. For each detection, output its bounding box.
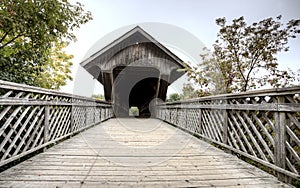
[0,29,12,44]
[229,40,247,84]
[244,45,266,90]
[0,33,22,49]
[244,61,258,91]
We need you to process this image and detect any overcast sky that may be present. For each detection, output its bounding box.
[62,0,300,96]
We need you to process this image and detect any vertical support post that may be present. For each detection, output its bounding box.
[154,98,162,119]
[222,99,228,144]
[155,74,170,101]
[159,108,161,120]
[169,108,172,123]
[44,105,50,151]
[155,74,161,100]
[198,108,202,134]
[94,105,96,125]
[175,108,178,125]
[85,106,88,128]
[70,100,74,133]
[274,96,287,182]
[100,107,104,122]
[185,108,188,129]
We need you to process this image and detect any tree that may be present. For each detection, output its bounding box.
[0,0,92,89]
[181,83,198,100]
[35,41,73,90]
[187,16,300,93]
[129,106,139,117]
[91,94,105,100]
[167,93,181,102]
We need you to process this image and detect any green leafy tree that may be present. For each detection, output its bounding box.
[129,106,139,117]
[91,94,105,100]
[0,0,92,89]
[36,41,73,90]
[181,83,198,100]
[187,16,300,93]
[167,93,181,102]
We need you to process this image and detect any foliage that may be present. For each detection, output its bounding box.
[35,41,73,90]
[187,15,300,93]
[167,93,181,102]
[129,106,139,117]
[0,0,92,89]
[91,94,105,100]
[167,83,204,102]
[181,83,198,100]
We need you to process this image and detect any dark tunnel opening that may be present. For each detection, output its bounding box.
[113,66,160,118]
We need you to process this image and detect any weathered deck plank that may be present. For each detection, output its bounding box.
[0,118,291,187]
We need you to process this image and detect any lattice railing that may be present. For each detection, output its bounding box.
[156,87,300,182]
[0,80,113,167]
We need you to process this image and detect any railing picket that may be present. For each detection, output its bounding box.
[230,111,257,156]
[1,79,299,183]
[222,100,228,144]
[243,111,274,162]
[12,106,39,156]
[274,96,288,181]
[0,80,113,168]
[155,86,300,182]
[70,105,74,133]
[21,107,44,152]
[197,108,202,134]
[252,114,275,147]
[44,105,50,147]
[228,118,247,152]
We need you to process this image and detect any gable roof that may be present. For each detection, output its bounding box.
[80,26,187,69]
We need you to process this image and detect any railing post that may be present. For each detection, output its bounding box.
[274,96,287,182]
[222,99,228,144]
[44,105,50,150]
[94,105,96,125]
[170,108,172,123]
[197,108,202,134]
[70,104,74,133]
[85,106,88,128]
[175,108,178,125]
[185,108,187,128]
[100,108,102,122]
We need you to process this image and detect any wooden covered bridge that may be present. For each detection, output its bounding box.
[0,26,299,187]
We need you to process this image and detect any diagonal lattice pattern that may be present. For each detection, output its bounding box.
[0,80,113,167]
[156,87,300,182]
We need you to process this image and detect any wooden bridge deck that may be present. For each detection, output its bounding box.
[0,118,291,188]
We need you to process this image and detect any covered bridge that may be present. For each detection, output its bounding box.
[80,26,187,117]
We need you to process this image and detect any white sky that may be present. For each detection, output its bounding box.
[61,0,300,96]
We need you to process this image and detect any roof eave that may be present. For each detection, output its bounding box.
[80,26,187,69]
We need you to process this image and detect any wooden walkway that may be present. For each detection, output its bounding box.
[0,118,291,187]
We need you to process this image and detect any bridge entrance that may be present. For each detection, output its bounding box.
[81,26,187,118]
[113,66,159,117]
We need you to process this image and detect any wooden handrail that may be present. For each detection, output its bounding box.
[156,87,300,183]
[0,80,113,168]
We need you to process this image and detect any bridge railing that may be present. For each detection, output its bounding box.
[0,80,113,168]
[156,87,300,182]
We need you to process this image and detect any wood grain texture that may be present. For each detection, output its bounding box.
[0,119,291,187]
[0,81,113,167]
[157,88,300,182]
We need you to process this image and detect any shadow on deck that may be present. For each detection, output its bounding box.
[0,118,291,188]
